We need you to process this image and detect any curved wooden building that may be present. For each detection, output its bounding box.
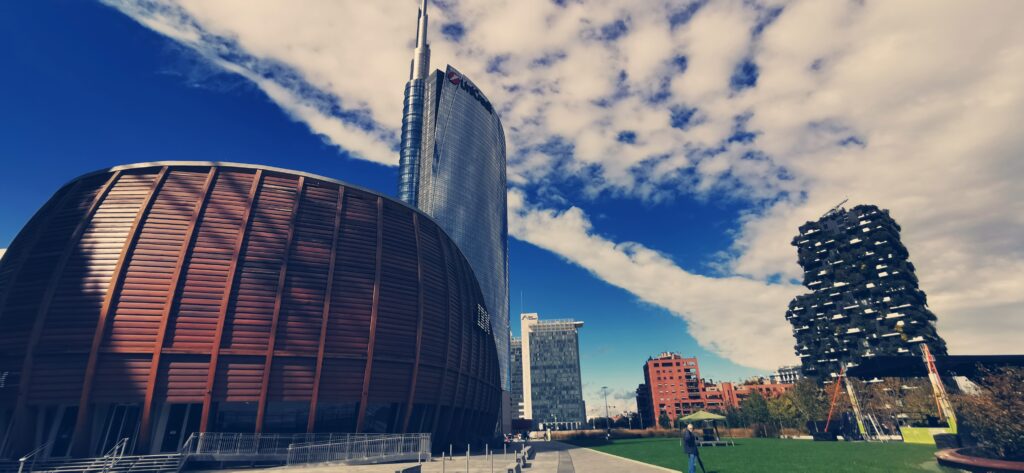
[0,162,500,457]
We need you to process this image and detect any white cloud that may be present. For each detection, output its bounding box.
[509,189,800,371]
[103,0,1024,376]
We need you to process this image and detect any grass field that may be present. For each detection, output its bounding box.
[566,437,957,472]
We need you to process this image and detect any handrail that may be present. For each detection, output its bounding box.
[100,437,129,473]
[176,432,430,466]
[177,433,198,472]
[286,433,430,465]
[18,442,51,473]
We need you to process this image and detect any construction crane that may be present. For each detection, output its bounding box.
[821,198,849,219]
[922,344,958,431]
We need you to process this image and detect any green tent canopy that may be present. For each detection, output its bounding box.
[679,410,735,446]
[679,410,726,422]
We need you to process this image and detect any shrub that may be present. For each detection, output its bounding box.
[954,367,1024,461]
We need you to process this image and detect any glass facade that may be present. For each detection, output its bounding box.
[415,65,510,390]
[526,322,585,426]
[510,338,524,418]
[397,78,426,205]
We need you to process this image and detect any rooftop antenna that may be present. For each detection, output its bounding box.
[821,197,848,219]
[409,0,431,81]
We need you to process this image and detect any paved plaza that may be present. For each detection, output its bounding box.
[198,441,675,473]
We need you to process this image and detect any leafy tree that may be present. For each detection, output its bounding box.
[768,394,800,428]
[789,378,830,422]
[954,367,1024,460]
[741,391,775,437]
[724,406,745,427]
[741,391,771,424]
[658,412,671,429]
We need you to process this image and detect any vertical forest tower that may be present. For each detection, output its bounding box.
[785,205,946,379]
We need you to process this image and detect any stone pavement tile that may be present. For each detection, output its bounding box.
[555,441,679,473]
[198,441,688,473]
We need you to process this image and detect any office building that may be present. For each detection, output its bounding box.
[635,384,653,429]
[771,365,802,385]
[786,204,947,379]
[510,337,524,419]
[0,163,500,457]
[396,0,511,420]
[517,314,585,429]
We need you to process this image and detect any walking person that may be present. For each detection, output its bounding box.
[683,423,704,473]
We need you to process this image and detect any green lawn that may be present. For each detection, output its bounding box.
[566,437,957,473]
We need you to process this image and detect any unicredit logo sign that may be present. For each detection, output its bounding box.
[445,66,494,114]
[447,70,462,85]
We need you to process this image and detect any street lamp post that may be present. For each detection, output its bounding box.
[602,386,610,434]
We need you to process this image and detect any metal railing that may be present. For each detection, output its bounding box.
[287,433,431,465]
[178,432,428,464]
[17,442,51,473]
[179,432,340,459]
[100,437,130,473]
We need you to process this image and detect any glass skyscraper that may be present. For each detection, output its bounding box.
[397,1,511,397]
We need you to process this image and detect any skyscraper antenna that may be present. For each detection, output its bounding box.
[410,0,431,80]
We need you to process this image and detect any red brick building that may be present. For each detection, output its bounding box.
[705,380,794,409]
[642,353,707,426]
[640,353,794,428]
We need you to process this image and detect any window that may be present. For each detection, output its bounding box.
[476,305,491,333]
[0,371,19,389]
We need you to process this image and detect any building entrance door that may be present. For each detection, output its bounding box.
[95,404,140,456]
[157,403,201,453]
[44,405,78,459]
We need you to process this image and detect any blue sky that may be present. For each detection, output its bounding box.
[2,1,1023,415]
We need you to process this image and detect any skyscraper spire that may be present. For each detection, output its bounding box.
[410,0,430,80]
[398,0,430,205]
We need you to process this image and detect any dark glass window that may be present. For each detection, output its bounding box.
[362,403,402,433]
[313,403,357,433]
[210,402,257,432]
[263,401,309,433]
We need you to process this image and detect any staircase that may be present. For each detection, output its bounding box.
[6,437,183,473]
[0,460,24,473]
[29,453,183,473]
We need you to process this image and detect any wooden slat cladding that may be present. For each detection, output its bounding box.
[276,180,336,353]
[168,170,256,349]
[106,169,209,350]
[39,171,160,352]
[223,173,301,351]
[0,176,105,354]
[93,355,150,402]
[157,356,208,403]
[325,190,377,356]
[0,163,500,451]
[27,355,88,404]
[213,356,264,402]
[268,358,315,402]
